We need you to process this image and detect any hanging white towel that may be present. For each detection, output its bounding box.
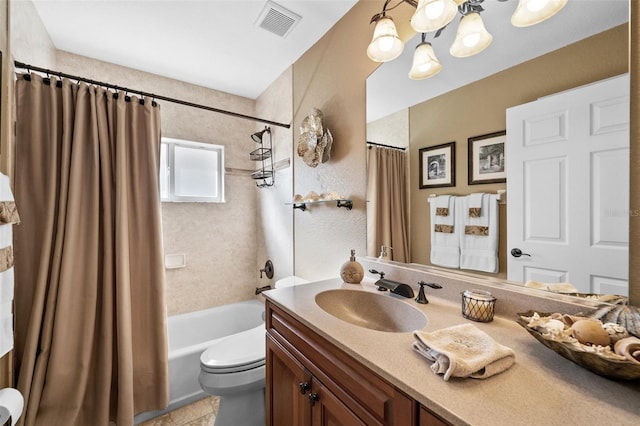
[430,195,459,268]
[459,193,499,273]
[0,173,19,358]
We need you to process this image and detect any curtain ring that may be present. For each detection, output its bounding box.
[43,72,51,86]
[124,91,131,102]
[151,95,157,108]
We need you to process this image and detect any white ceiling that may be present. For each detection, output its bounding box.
[30,0,630,113]
[367,0,629,122]
[31,0,358,99]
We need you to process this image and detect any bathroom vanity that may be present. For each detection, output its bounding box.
[266,302,418,425]
[263,275,640,425]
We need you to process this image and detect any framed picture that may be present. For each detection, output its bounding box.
[468,131,506,185]
[419,142,455,189]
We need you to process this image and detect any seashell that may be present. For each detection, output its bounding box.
[614,336,640,364]
[299,108,324,136]
[546,282,578,293]
[526,313,568,336]
[304,191,320,202]
[560,314,590,327]
[603,322,630,344]
[293,194,304,203]
[570,319,610,346]
[544,319,566,334]
[589,305,640,338]
[321,129,333,163]
[524,280,547,290]
[324,191,342,201]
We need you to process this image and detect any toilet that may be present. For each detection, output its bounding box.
[198,276,309,426]
[199,324,266,426]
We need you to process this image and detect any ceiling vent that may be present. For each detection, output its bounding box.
[255,0,301,38]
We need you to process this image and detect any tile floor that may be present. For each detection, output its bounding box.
[139,396,220,426]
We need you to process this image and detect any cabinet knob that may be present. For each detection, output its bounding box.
[308,392,319,406]
[298,381,310,395]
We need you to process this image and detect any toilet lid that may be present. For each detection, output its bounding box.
[200,323,266,373]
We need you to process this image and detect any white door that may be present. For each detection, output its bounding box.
[506,74,629,294]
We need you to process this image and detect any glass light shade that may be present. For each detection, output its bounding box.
[511,0,568,27]
[449,13,493,58]
[408,42,442,80]
[411,0,458,33]
[367,16,404,62]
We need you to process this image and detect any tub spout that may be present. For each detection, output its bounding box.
[374,278,414,298]
[255,285,272,295]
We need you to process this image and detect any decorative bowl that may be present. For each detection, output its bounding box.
[516,310,640,380]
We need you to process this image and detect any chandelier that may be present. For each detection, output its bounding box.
[367,0,569,80]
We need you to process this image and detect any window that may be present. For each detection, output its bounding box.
[160,137,225,203]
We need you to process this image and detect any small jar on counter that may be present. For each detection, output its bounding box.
[461,290,496,322]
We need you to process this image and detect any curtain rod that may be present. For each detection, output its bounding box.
[367,141,406,151]
[14,61,291,129]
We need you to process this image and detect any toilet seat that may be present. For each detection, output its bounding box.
[200,324,266,374]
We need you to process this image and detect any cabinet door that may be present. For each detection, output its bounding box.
[419,405,450,426]
[266,334,312,426]
[310,380,366,426]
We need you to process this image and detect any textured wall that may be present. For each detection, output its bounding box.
[9,0,56,68]
[366,108,409,149]
[290,1,401,281]
[255,68,294,287]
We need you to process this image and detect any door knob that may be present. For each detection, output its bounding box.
[510,248,531,258]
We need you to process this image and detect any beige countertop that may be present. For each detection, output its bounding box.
[263,278,640,426]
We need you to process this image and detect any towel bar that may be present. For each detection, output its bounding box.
[427,190,506,203]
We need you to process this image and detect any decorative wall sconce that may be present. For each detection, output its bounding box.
[367,0,568,79]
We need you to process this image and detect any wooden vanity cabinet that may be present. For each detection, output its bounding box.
[266,301,435,426]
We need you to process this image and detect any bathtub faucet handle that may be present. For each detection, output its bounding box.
[260,260,274,279]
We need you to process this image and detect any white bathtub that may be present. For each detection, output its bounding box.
[134,299,265,424]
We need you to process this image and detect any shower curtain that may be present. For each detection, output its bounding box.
[366,145,410,262]
[12,73,169,425]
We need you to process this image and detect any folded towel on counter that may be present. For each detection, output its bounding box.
[430,195,459,269]
[459,193,499,273]
[412,324,515,381]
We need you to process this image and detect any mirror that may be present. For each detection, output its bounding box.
[366,0,630,297]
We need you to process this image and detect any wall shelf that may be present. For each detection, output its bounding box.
[287,199,353,211]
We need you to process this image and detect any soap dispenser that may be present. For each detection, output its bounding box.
[378,245,392,262]
[340,249,364,284]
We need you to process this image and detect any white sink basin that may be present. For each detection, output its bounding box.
[315,289,428,332]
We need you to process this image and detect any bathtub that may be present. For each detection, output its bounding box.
[134,299,265,424]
